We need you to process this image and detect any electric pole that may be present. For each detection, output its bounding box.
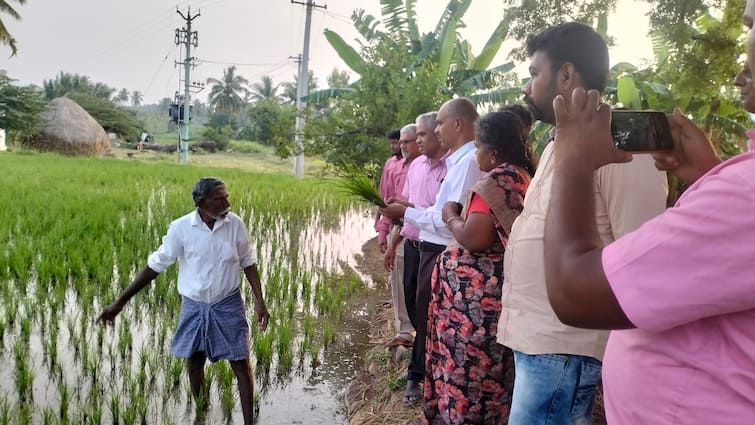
[175,7,200,164]
[291,0,326,178]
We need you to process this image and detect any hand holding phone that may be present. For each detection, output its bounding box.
[611,110,674,152]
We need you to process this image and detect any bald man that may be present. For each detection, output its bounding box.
[380,97,486,405]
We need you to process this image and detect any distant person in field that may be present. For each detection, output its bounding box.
[97,177,269,425]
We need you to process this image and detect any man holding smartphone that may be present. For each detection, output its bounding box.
[496,22,668,425]
[543,16,755,421]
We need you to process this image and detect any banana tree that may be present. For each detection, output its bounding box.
[306,0,516,104]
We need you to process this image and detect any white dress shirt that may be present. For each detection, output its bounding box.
[404,141,485,245]
[148,210,256,304]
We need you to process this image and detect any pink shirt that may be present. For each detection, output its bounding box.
[376,155,407,241]
[400,154,447,241]
[601,151,755,425]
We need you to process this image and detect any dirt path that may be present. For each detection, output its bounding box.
[349,238,422,425]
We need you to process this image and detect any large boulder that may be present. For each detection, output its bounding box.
[27,97,109,155]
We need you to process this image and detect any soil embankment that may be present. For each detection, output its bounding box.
[349,238,422,425]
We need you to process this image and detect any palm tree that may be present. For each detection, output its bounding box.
[0,0,25,56]
[43,72,115,100]
[206,66,249,114]
[248,75,279,103]
[115,88,130,105]
[280,71,318,104]
[130,90,143,107]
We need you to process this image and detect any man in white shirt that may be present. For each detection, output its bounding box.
[98,177,269,425]
[380,97,485,405]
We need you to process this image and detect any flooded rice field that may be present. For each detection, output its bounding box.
[0,153,378,424]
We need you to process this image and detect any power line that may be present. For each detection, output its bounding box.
[198,59,290,67]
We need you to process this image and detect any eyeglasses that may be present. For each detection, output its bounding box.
[399,138,417,145]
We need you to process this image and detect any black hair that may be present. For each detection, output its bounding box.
[386,129,401,140]
[525,22,609,92]
[476,105,536,176]
[192,177,225,207]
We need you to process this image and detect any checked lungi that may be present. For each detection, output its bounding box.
[170,288,250,362]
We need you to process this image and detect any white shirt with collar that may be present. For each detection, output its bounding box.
[403,141,485,245]
[148,210,256,304]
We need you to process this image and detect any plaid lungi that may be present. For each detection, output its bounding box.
[170,288,250,362]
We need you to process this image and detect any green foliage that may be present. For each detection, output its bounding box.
[605,0,749,158]
[243,99,296,151]
[502,0,618,59]
[207,111,239,132]
[43,71,116,101]
[309,0,518,167]
[306,43,445,167]
[66,91,143,142]
[0,74,46,142]
[201,125,232,151]
[0,0,25,56]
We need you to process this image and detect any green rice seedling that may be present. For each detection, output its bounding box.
[18,403,32,425]
[108,391,120,425]
[59,380,70,424]
[20,308,34,342]
[322,321,337,348]
[0,397,9,425]
[42,407,57,425]
[117,318,133,358]
[253,328,275,369]
[167,355,183,388]
[13,339,33,403]
[215,362,235,417]
[0,319,5,350]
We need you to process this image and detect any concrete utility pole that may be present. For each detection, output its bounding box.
[175,7,200,164]
[291,0,326,178]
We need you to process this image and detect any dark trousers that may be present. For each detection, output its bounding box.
[407,242,444,382]
[402,240,421,329]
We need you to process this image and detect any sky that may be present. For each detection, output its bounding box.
[2,0,653,105]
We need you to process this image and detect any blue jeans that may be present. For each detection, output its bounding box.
[508,351,601,425]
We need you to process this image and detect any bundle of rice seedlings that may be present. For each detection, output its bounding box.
[336,163,387,208]
[339,174,387,207]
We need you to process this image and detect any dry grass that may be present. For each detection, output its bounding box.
[347,307,422,425]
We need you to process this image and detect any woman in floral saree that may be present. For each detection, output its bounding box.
[423,106,535,425]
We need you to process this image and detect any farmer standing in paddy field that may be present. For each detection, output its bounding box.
[98,177,269,425]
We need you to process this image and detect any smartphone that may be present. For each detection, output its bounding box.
[611,110,674,152]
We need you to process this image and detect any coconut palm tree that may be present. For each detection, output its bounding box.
[130,90,143,107]
[280,71,318,104]
[0,0,25,56]
[206,66,249,114]
[115,88,130,105]
[248,75,280,103]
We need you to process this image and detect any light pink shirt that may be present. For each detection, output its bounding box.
[376,155,406,241]
[399,154,448,241]
[602,151,755,425]
[746,128,755,151]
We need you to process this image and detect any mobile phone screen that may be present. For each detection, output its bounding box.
[611,110,674,152]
